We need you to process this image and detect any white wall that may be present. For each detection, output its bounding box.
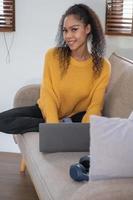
[0,0,133,152]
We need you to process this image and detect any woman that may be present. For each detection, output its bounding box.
[0,4,111,134]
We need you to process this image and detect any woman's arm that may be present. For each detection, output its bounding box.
[38,50,59,123]
[82,60,111,123]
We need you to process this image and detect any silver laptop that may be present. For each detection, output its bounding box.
[39,123,90,153]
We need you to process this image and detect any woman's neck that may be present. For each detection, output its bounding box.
[71,47,90,61]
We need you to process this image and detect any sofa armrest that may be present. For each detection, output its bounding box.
[13,84,40,169]
[13,84,40,108]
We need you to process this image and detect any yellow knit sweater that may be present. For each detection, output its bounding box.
[37,48,111,123]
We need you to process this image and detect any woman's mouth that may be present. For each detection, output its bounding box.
[67,40,75,46]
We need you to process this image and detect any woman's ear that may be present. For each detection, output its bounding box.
[86,24,91,34]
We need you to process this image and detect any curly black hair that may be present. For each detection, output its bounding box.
[55,4,105,75]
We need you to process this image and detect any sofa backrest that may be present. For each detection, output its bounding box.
[103,53,133,118]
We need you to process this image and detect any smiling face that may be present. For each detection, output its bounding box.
[63,14,91,54]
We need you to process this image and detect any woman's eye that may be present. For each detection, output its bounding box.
[72,28,78,32]
[62,29,67,33]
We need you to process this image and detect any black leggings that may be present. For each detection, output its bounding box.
[0,104,85,134]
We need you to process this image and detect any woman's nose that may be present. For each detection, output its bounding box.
[65,31,73,39]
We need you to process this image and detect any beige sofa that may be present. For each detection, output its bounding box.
[14,53,133,200]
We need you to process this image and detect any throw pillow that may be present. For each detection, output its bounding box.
[89,113,133,181]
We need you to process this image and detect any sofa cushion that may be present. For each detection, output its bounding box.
[103,53,133,118]
[16,132,133,200]
[89,115,133,181]
[71,179,133,200]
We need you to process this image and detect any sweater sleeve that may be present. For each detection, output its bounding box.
[38,50,59,123]
[82,60,111,123]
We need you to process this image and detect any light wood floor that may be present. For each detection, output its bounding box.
[0,152,39,200]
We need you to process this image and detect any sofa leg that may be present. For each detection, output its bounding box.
[20,158,26,173]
